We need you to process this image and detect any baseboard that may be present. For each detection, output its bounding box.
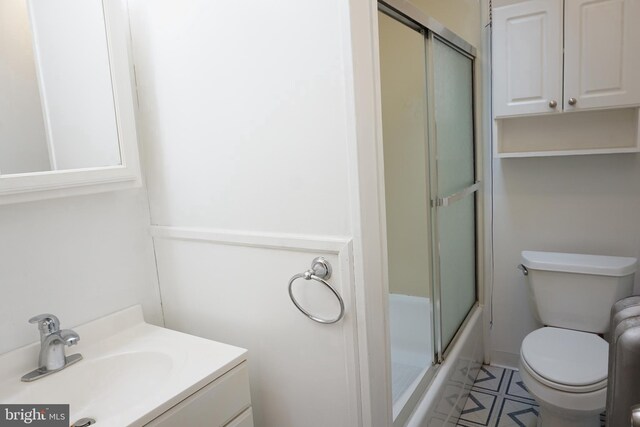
[490,350,520,370]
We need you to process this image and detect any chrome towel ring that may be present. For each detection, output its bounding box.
[288,257,345,324]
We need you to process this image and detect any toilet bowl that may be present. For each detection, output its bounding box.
[519,327,608,427]
[519,251,638,427]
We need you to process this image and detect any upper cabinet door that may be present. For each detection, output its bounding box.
[493,0,563,118]
[564,0,640,111]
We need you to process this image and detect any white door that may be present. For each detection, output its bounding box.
[564,0,640,111]
[492,0,563,117]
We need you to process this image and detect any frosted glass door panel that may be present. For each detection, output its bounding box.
[438,196,476,349]
[433,39,474,197]
[431,37,476,351]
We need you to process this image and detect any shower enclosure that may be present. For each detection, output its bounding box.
[377,2,478,423]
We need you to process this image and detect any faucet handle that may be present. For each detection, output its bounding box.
[28,314,60,337]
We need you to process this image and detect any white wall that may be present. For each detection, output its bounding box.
[0,189,163,355]
[130,0,351,236]
[0,0,50,174]
[490,153,640,367]
[129,1,365,426]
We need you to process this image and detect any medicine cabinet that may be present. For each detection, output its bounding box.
[0,0,141,204]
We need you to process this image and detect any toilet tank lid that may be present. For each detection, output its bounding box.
[521,251,637,276]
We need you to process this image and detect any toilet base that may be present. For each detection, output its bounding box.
[518,358,606,427]
[537,404,601,427]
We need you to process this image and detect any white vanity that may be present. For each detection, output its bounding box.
[0,306,252,427]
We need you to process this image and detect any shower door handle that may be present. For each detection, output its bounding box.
[433,181,481,207]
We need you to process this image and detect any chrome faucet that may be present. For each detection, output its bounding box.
[21,314,83,382]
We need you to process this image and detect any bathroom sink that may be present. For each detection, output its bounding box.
[3,352,173,414]
[0,306,247,426]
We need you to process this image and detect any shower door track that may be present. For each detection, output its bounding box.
[378,0,477,58]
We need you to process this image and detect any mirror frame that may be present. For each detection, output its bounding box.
[0,0,141,204]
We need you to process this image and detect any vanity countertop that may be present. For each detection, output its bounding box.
[0,305,248,426]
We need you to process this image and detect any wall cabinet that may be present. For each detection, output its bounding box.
[564,0,640,111]
[493,0,640,118]
[493,0,562,117]
[493,0,640,157]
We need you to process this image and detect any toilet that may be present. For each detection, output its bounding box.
[518,251,637,427]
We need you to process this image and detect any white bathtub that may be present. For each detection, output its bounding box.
[406,306,484,427]
[389,294,434,418]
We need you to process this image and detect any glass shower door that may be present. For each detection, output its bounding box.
[377,6,478,422]
[378,11,435,420]
[429,36,477,354]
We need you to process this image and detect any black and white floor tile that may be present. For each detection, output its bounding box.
[456,365,606,427]
[456,365,537,427]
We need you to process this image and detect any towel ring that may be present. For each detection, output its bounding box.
[288,257,345,324]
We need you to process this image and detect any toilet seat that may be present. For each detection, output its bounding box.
[520,327,608,393]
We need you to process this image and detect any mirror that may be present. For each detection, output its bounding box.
[0,0,140,203]
[0,0,121,175]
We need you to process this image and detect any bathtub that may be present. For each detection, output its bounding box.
[405,305,484,426]
[389,294,433,419]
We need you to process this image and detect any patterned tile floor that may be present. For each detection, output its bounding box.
[456,365,606,427]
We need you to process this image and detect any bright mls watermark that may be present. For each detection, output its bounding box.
[0,405,68,426]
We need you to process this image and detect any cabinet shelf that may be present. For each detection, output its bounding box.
[494,107,640,158]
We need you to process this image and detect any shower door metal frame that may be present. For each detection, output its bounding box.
[377,10,436,426]
[378,2,480,424]
[379,0,477,57]
[378,0,479,362]
[427,32,479,363]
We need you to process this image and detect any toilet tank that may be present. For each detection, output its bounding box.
[521,251,637,334]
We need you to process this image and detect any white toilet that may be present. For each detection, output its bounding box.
[518,250,637,427]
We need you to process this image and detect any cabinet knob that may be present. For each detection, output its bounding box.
[549,100,557,108]
[568,97,577,106]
